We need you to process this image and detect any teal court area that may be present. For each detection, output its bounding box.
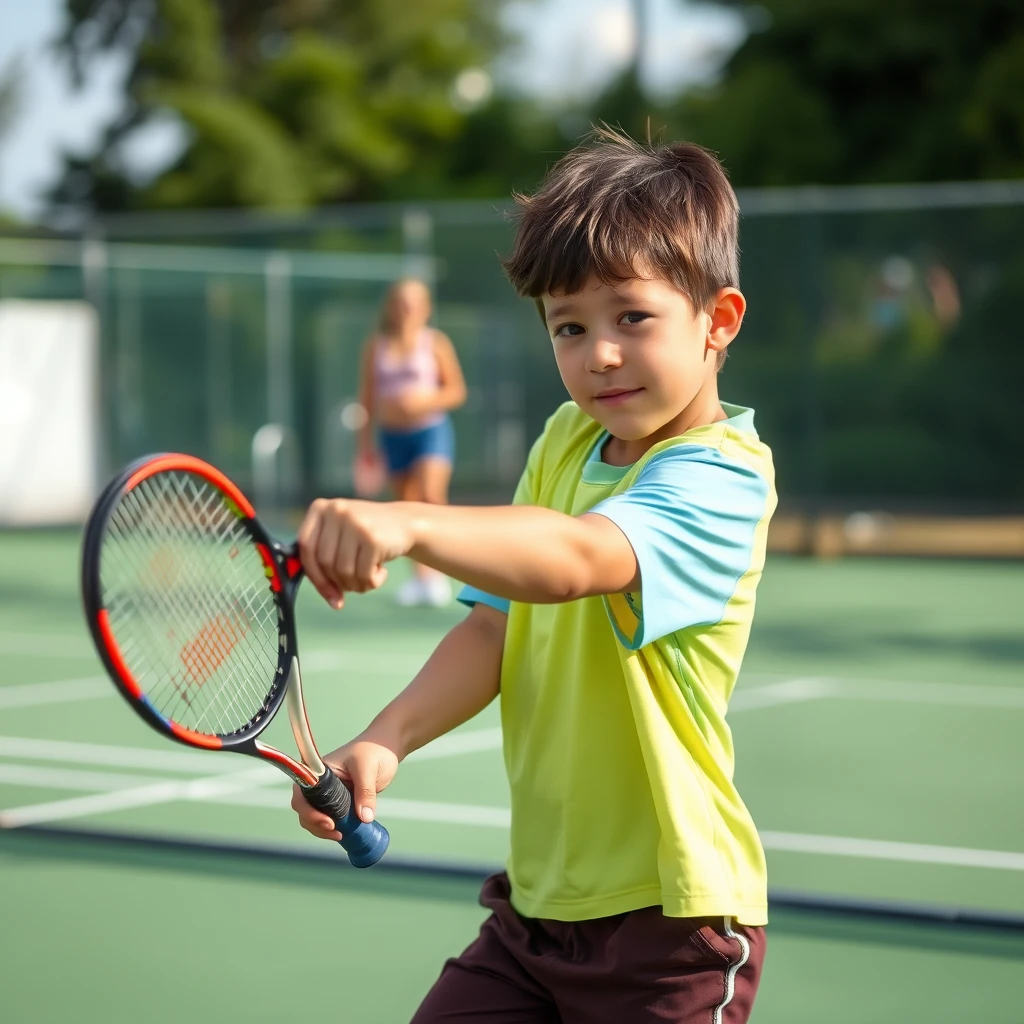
[1,529,1022,1021]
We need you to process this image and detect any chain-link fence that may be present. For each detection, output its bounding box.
[3,180,1023,512]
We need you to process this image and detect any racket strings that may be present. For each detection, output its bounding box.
[121,473,280,731]
[133,473,279,725]
[105,477,273,734]
[100,470,282,736]
[106,474,277,734]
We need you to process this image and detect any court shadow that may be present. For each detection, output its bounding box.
[3,827,1022,960]
[750,615,1024,666]
[769,905,1024,961]
[0,826,488,908]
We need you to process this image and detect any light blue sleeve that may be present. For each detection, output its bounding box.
[457,584,511,614]
[589,445,770,650]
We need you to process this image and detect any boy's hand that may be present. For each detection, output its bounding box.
[290,737,400,840]
[298,497,418,607]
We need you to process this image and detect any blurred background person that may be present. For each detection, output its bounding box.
[355,278,466,607]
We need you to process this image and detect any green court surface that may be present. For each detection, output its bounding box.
[2,529,1023,1022]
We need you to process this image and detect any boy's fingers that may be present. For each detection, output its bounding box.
[315,511,344,591]
[354,782,377,823]
[354,542,381,592]
[319,759,377,824]
[290,784,341,840]
[298,503,342,607]
[335,525,361,591]
[313,512,347,609]
[340,762,378,823]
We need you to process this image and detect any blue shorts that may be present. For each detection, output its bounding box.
[378,417,455,474]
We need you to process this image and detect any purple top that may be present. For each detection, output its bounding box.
[373,329,444,431]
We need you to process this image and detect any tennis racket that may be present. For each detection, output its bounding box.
[80,452,390,868]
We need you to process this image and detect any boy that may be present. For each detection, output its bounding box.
[292,128,776,1022]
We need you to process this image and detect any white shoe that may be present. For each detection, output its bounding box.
[423,575,452,608]
[395,578,426,607]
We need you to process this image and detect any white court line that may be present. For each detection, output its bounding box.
[0,728,502,774]
[731,676,1024,712]
[760,831,1024,872]
[730,678,832,711]
[405,727,503,760]
[0,678,112,709]
[0,761,508,829]
[0,763,158,792]
[2,760,1023,871]
[212,786,512,827]
[0,735,236,773]
[214,798,1024,867]
[0,765,279,828]
[823,679,1024,710]
[365,796,510,827]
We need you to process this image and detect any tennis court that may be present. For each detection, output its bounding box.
[2,528,1023,1021]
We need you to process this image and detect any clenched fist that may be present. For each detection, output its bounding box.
[297,498,419,607]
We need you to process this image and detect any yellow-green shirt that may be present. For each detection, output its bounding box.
[459,401,777,925]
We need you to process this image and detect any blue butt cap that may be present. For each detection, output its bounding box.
[338,812,390,869]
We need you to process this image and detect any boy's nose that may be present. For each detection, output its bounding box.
[585,337,623,372]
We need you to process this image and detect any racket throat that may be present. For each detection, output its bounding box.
[285,658,325,778]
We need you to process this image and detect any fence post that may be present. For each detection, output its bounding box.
[81,233,109,480]
[264,251,294,437]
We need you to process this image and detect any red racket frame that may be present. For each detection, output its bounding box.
[80,453,316,785]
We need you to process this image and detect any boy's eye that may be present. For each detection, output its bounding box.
[620,311,651,325]
[554,323,585,338]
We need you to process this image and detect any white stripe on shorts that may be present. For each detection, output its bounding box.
[712,918,751,1024]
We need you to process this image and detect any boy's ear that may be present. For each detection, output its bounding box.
[705,288,745,357]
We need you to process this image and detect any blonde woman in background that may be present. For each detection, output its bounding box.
[355,279,467,606]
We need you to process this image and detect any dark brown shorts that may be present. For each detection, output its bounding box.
[411,873,765,1024]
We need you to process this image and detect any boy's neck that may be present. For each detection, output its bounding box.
[602,384,726,467]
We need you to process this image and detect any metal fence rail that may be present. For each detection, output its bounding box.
[2,179,1023,511]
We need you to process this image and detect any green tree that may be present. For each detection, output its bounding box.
[0,60,18,139]
[668,0,1024,186]
[48,0,518,212]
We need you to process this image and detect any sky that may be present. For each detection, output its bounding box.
[0,0,745,221]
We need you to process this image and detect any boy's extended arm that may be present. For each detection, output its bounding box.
[291,602,505,838]
[412,504,638,601]
[297,499,639,609]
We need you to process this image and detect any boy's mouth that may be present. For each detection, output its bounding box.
[594,387,644,406]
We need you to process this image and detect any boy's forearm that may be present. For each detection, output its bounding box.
[362,606,504,759]
[407,502,637,602]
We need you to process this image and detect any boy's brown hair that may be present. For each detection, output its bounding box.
[502,127,740,368]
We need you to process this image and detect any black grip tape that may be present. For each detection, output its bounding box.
[302,770,389,868]
[304,768,352,825]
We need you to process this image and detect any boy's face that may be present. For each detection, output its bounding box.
[542,275,734,458]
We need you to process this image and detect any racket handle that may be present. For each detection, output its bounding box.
[303,769,390,869]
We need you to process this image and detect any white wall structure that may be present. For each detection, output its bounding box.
[0,300,98,524]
